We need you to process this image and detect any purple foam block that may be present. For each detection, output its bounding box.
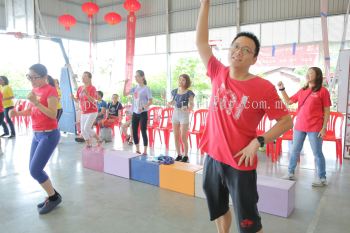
[104,149,140,178]
[82,146,105,172]
[257,175,296,217]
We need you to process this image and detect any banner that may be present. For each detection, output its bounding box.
[256,44,319,67]
[124,12,136,94]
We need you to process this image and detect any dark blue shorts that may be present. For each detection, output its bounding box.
[202,156,262,233]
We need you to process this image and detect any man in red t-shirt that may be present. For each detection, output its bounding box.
[196,1,293,233]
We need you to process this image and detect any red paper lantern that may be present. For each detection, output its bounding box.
[58,14,77,31]
[104,12,122,25]
[123,0,141,12]
[82,2,99,18]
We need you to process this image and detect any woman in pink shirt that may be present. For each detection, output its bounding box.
[72,72,100,148]
[9,64,62,214]
[278,67,331,187]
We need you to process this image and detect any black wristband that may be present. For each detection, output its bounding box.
[279,87,285,91]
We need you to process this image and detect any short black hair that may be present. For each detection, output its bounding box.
[231,32,260,57]
[97,90,103,98]
[29,64,48,77]
[0,76,9,85]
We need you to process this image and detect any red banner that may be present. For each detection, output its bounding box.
[124,12,136,93]
[256,44,319,67]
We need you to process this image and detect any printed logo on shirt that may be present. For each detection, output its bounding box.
[212,83,248,120]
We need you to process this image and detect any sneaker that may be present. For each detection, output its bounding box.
[281,173,296,180]
[175,155,183,161]
[181,156,189,163]
[312,178,327,187]
[7,135,15,139]
[75,137,85,143]
[37,193,61,209]
[38,195,62,214]
[0,133,9,137]
[37,198,49,209]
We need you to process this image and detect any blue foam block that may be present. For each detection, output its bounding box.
[130,156,160,186]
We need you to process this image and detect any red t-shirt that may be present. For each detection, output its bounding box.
[31,84,58,131]
[77,85,98,114]
[0,92,3,113]
[290,87,331,132]
[200,56,288,171]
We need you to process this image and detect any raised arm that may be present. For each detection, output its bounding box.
[277,81,293,105]
[196,0,213,67]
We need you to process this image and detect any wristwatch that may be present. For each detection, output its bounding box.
[257,136,265,147]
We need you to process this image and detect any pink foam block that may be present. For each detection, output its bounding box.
[82,146,105,172]
[104,149,140,178]
[257,175,296,217]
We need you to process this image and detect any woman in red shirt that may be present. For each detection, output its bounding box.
[278,67,331,187]
[71,71,100,147]
[9,64,62,214]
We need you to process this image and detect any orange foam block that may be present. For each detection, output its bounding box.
[159,162,203,196]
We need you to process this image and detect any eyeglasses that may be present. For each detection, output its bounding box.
[26,74,42,81]
[230,44,254,56]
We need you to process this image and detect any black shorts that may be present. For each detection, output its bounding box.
[202,156,262,233]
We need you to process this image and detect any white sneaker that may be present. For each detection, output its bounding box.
[312,178,327,187]
[281,173,296,180]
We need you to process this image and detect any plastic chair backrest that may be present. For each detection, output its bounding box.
[159,107,174,129]
[326,112,344,138]
[256,114,268,136]
[190,109,208,132]
[148,106,162,127]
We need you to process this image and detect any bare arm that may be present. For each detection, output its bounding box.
[145,99,153,109]
[123,80,131,96]
[234,114,293,167]
[188,96,194,111]
[196,0,213,67]
[318,107,330,138]
[3,96,14,101]
[277,81,293,105]
[34,96,58,119]
[71,93,78,102]
[9,107,32,117]
[261,114,293,144]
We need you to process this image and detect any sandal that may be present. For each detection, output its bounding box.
[128,141,133,145]
[136,151,141,154]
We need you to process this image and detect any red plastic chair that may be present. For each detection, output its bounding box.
[22,100,32,129]
[11,99,23,129]
[155,107,174,150]
[188,109,208,150]
[147,106,162,148]
[323,112,344,164]
[275,112,297,159]
[256,114,276,161]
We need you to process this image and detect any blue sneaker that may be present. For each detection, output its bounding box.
[37,193,62,209]
[38,195,62,214]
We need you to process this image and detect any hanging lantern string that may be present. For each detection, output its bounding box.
[89,16,92,71]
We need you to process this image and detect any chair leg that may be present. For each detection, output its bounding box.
[148,128,154,147]
[188,133,192,148]
[164,130,170,150]
[336,140,342,164]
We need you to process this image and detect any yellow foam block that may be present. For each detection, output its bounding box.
[160,162,203,196]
